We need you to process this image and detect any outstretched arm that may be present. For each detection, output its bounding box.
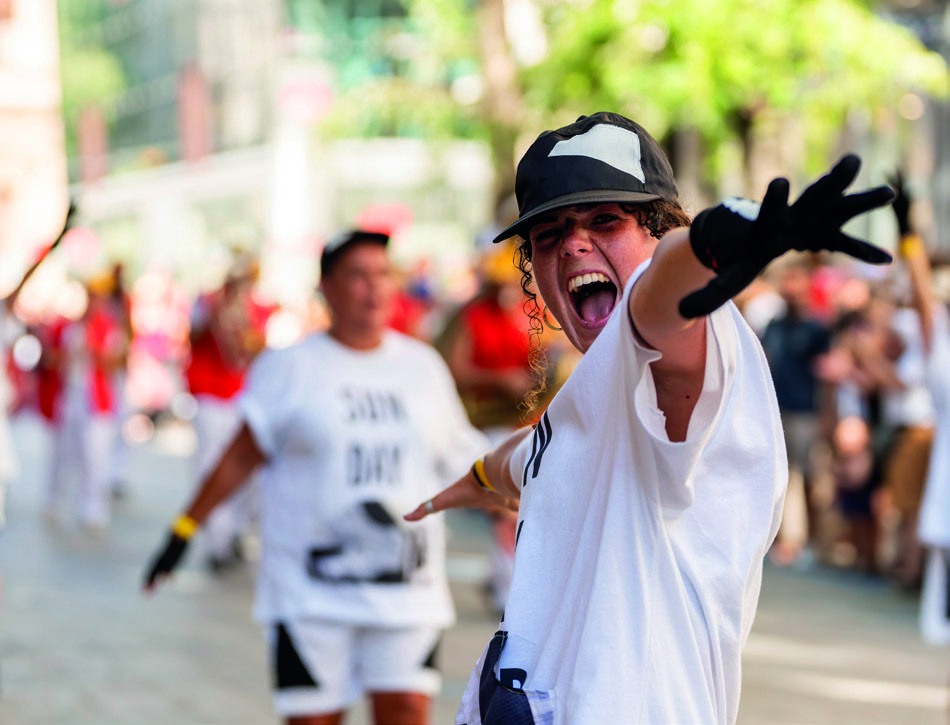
[4,201,76,312]
[143,422,266,593]
[404,425,529,522]
[680,154,894,319]
[890,172,936,352]
[630,154,894,441]
[629,228,712,441]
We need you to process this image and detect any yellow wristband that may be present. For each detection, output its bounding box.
[171,514,199,540]
[900,234,925,259]
[471,458,496,492]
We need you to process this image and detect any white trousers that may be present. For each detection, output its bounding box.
[920,547,950,645]
[107,371,133,488]
[46,393,115,527]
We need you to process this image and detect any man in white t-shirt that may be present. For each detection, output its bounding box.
[406,112,895,725]
[144,230,490,725]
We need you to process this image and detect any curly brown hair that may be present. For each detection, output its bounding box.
[515,198,693,415]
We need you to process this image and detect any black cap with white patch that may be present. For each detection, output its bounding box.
[319,229,390,277]
[493,112,679,244]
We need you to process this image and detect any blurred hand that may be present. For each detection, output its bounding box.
[680,154,894,318]
[888,171,911,237]
[142,532,190,594]
[814,348,855,384]
[404,469,519,523]
[49,200,78,252]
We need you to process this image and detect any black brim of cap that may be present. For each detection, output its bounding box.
[491,189,663,244]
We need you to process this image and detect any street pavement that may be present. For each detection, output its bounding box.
[1,411,948,725]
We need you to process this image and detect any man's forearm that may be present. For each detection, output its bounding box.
[184,422,266,523]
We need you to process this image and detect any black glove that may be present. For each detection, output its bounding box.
[49,200,78,251]
[143,531,190,591]
[888,171,911,237]
[680,154,894,319]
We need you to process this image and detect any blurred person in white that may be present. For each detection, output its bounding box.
[103,262,135,500]
[889,173,950,644]
[438,239,536,615]
[144,229,490,725]
[44,272,127,532]
[184,256,267,572]
[880,268,936,590]
[0,202,76,528]
[405,112,894,725]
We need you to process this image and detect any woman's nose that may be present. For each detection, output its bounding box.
[559,225,591,258]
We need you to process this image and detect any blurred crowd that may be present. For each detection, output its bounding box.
[0,227,578,585]
[0,211,948,616]
[737,251,950,595]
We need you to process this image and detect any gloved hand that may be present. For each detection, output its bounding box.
[143,516,196,592]
[680,154,894,319]
[888,171,911,237]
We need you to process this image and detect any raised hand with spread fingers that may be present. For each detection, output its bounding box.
[680,154,895,319]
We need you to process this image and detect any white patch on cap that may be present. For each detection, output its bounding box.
[722,197,760,221]
[548,125,645,182]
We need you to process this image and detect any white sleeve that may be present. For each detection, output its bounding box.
[237,347,297,457]
[926,306,950,401]
[507,418,540,492]
[623,285,733,511]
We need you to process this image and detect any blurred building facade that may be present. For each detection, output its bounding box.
[0,0,70,292]
[884,0,950,256]
[58,0,494,309]
[54,0,950,303]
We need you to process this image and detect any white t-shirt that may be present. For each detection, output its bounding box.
[240,331,489,626]
[496,262,787,725]
[919,306,950,548]
[883,307,936,428]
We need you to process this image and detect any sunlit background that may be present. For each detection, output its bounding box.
[2,1,950,723]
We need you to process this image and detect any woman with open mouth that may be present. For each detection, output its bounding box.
[407,111,894,725]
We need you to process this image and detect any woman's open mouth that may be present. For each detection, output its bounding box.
[567,272,619,325]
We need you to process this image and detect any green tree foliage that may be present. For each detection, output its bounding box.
[59,46,126,155]
[523,0,948,180]
[57,2,128,160]
[317,0,948,197]
[316,0,487,140]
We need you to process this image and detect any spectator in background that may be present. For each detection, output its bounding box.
[43,273,126,532]
[760,260,831,565]
[184,256,268,571]
[104,262,134,499]
[438,239,536,615]
[815,278,904,569]
[889,173,950,644]
[880,293,935,589]
[0,203,76,527]
[387,263,433,339]
[829,415,883,574]
[145,230,489,725]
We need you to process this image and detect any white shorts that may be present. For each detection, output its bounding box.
[265,618,443,717]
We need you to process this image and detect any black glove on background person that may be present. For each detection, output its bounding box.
[888,171,911,237]
[680,154,894,319]
[143,515,197,592]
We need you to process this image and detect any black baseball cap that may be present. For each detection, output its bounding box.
[493,112,679,243]
[319,229,390,277]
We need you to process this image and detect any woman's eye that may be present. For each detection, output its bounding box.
[532,228,559,243]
